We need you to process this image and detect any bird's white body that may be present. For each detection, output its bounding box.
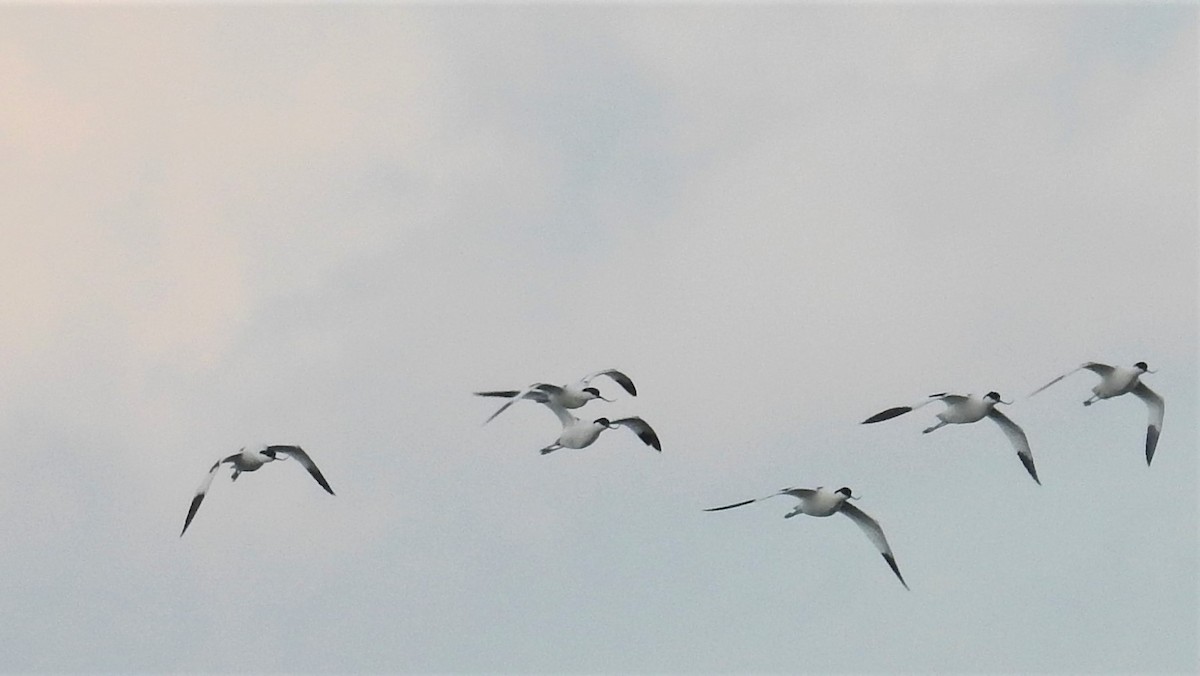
[1090,365,1143,400]
[783,486,848,518]
[226,447,275,479]
[933,394,997,425]
[557,418,609,449]
[537,401,661,455]
[549,384,603,410]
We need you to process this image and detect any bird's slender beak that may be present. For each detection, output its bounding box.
[1146,368,1158,374]
[999,398,1013,405]
[847,494,861,501]
[598,395,615,402]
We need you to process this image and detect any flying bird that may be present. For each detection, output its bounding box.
[534,400,660,455]
[862,392,1040,485]
[475,369,637,425]
[1030,361,1164,465]
[705,486,908,590]
[181,445,334,537]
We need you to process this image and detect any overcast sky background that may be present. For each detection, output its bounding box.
[0,4,1195,673]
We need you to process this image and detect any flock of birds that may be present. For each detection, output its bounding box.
[179,361,1165,589]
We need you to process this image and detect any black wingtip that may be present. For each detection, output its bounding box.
[309,471,335,496]
[181,494,204,537]
[1145,425,1160,465]
[609,371,638,397]
[703,499,756,512]
[883,553,909,590]
[474,390,520,398]
[861,407,912,424]
[1018,453,1041,485]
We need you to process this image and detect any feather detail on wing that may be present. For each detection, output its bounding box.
[1029,362,1113,397]
[986,410,1040,485]
[862,393,958,424]
[181,459,223,537]
[839,502,909,590]
[480,383,552,425]
[267,445,335,495]
[474,389,551,403]
[610,417,661,451]
[1131,382,1164,465]
[861,406,913,424]
[583,369,637,396]
[703,488,816,512]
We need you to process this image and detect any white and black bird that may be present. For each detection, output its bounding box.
[181,445,335,536]
[1030,361,1164,465]
[535,400,660,455]
[475,369,637,424]
[862,391,1040,485]
[705,486,908,590]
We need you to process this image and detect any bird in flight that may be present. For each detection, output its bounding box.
[475,369,637,425]
[532,399,660,456]
[862,391,1040,485]
[1030,361,1164,465]
[181,445,334,537]
[705,485,909,590]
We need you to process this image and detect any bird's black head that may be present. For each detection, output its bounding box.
[836,487,853,498]
[583,387,601,397]
[261,448,278,459]
[984,391,1002,402]
[594,417,612,427]
[1135,361,1149,371]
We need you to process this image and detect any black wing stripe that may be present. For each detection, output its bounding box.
[1018,452,1041,485]
[883,553,910,590]
[181,494,205,537]
[306,465,335,495]
[1146,425,1160,466]
[606,370,637,396]
[703,499,757,512]
[862,407,912,424]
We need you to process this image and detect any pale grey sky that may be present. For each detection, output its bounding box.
[0,4,1195,673]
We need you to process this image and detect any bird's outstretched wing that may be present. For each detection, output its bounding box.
[861,393,962,424]
[582,369,638,397]
[703,487,816,512]
[544,399,577,428]
[267,445,335,495]
[181,458,226,537]
[610,417,661,451]
[479,382,556,425]
[1131,383,1164,465]
[986,409,1041,485]
[839,502,909,590]
[1029,362,1113,397]
[474,389,551,403]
